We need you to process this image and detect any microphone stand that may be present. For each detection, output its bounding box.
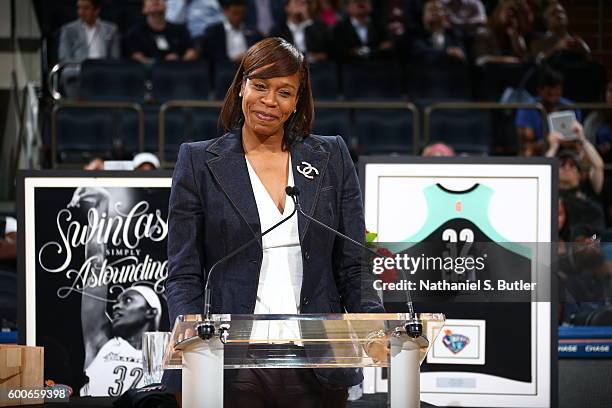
[197,204,298,340]
[285,186,422,338]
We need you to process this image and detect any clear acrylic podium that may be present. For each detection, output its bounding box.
[163,313,445,408]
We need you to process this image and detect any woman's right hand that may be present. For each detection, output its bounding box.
[174,327,196,348]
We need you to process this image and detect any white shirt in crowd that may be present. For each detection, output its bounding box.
[287,19,313,53]
[165,0,223,38]
[246,156,303,342]
[223,19,248,61]
[432,31,446,50]
[84,20,105,59]
[351,17,369,45]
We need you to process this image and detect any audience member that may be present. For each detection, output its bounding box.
[546,123,604,197]
[515,65,581,154]
[440,0,487,33]
[200,0,262,63]
[312,0,342,28]
[584,80,612,160]
[58,0,120,97]
[553,148,606,250]
[332,0,393,61]
[58,0,120,62]
[124,0,198,64]
[82,153,161,170]
[376,0,409,39]
[531,2,591,60]
[312,0,342,27]
[530,1,590,63]
[409,0,466,62]
[422,142,456,156]
[270,0,331,62]
[245,0,285,36]
[83,157,105,170]
[473,0,532,65]
[132,152,161,170]
[0,216,17,268]
[165,0,224,38]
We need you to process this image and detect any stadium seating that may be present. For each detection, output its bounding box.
[474,63,537,102]
[151,61,211,102]
[427,109,491,154]
[342,61,403,100]
[213,62,240,100]
[406,58,471,103]
[312,108,351,144]
[159,106,222,163]
[354,109,415,155]
[54,105,142,163]
[79,59,146,101]
[309,61,340,101]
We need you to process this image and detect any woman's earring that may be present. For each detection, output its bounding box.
[293,108,297,113]
[239,92,242,97]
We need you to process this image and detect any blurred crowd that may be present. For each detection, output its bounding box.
[53,0,594,70]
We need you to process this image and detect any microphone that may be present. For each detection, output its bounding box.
[285,186,422,338]
[198,190,298,339]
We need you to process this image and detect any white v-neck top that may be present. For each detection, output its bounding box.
[245,156,303,342]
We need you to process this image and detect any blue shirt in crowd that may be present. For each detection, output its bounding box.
[515,96,582,140]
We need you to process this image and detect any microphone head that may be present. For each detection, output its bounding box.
[285,186,300,197]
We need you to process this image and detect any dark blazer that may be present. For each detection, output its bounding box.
[199,22,262,63]
[332,18,391,61]
[270,20,331,56]
[164,129,383,390]
[245,0,285,35]
[409,28,465,63]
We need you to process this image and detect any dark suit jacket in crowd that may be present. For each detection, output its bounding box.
[332,18,391,61]
[163,129,384,390]
[269,20,331,56]
[409,28,465,63]
[245,0,285,35]
[199,22,262,63]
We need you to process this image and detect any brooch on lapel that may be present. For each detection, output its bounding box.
[296,161,319,180]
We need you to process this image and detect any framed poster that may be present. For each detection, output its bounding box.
[18,171,172,397]
[359,157,557,408]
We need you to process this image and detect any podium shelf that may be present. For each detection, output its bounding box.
[163,313,445,369]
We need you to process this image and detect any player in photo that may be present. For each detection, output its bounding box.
[68,187,162,396]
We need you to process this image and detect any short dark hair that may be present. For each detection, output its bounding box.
[219,37,314,150]
[219,0,246,9]
[538,65,564,88]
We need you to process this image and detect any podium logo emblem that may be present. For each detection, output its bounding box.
[296,161,319,180]
[442,329,470,354]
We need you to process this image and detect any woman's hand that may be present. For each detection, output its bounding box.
[363,330,389,364]
[174,327,196,347]
[571,121,586,143]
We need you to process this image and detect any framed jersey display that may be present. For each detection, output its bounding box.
[17,171,172,397]
[359,157,557,408]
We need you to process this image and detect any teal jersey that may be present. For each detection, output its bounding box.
[399,184,530,258]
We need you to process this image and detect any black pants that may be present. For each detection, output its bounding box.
[224,367,348,408]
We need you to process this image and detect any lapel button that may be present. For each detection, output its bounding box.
[302,297,309,305]
[303,250,310,260]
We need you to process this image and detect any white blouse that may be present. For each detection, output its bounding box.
[246,156,303,342]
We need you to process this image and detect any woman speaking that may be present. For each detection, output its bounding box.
[165,37,383,407]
